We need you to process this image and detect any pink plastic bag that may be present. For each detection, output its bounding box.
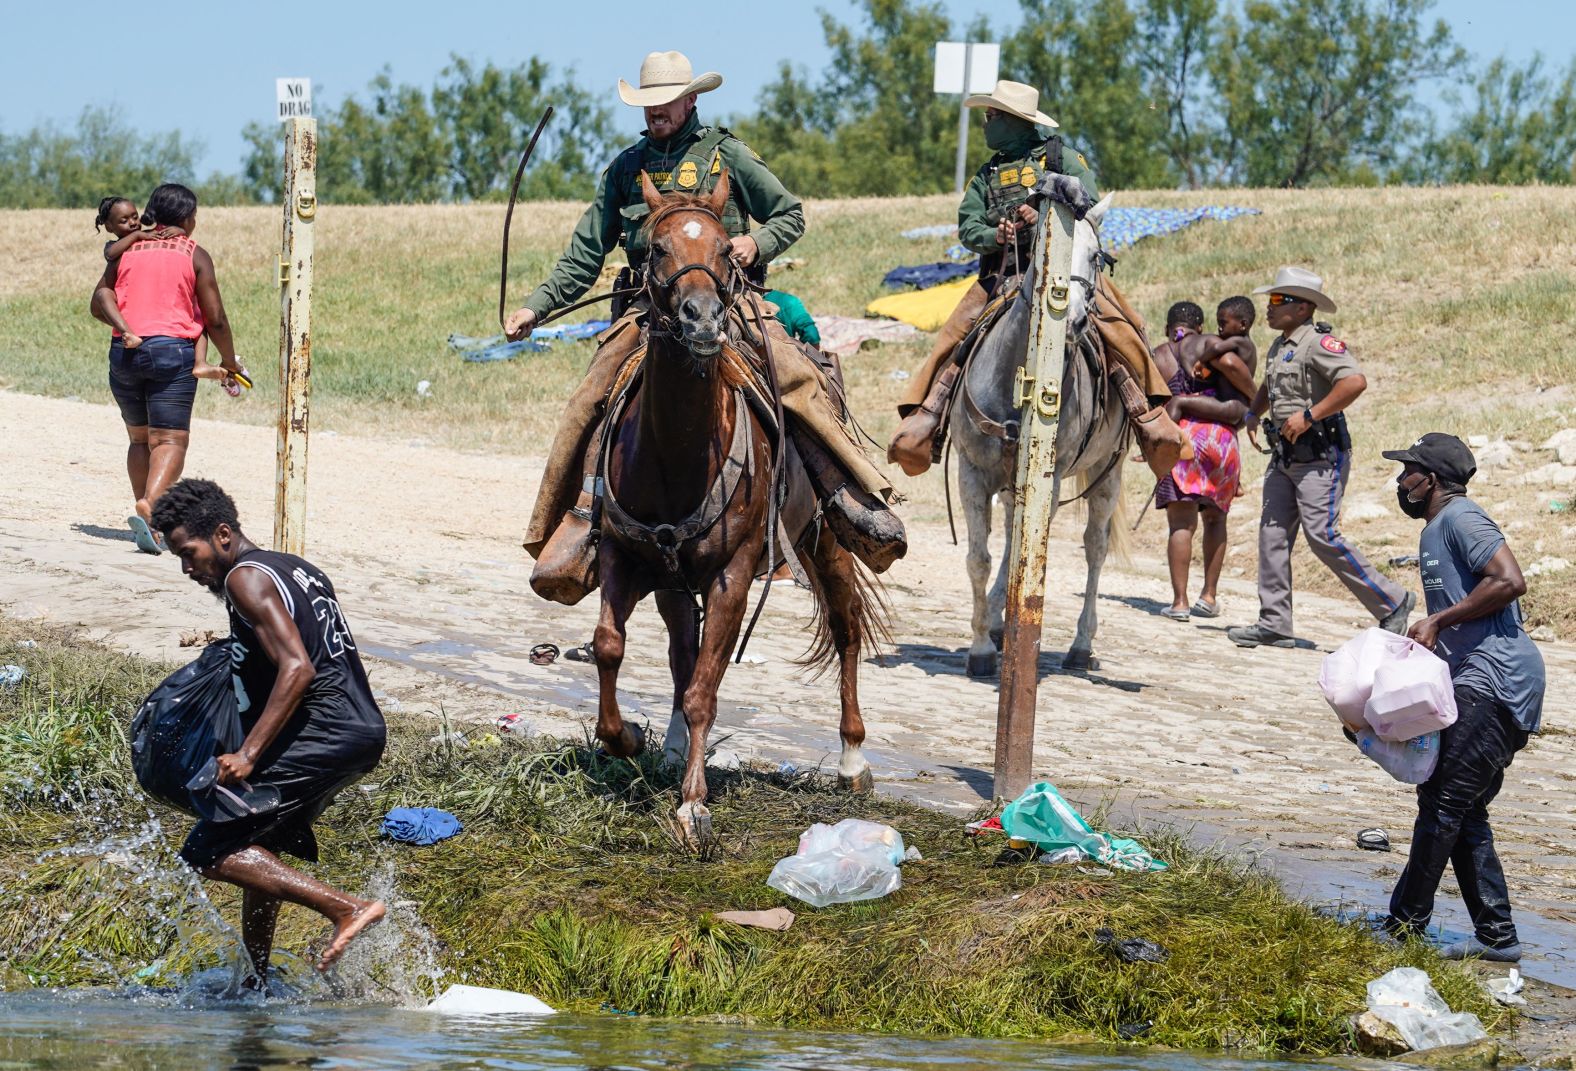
[1319,628,1413,731]
[1366,643,1458,742]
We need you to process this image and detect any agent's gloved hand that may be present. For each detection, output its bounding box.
[1034,173,1096,221]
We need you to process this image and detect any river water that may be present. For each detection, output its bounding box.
[0,990,1349,1071]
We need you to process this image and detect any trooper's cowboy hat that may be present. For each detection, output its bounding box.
[617,51,723,107]
[1253,265,1338,313]
[962,80,1058,129]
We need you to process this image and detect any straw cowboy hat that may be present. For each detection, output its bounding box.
[1253,266,1338,313]
[962,79,1058,129]
[617,51,723,107]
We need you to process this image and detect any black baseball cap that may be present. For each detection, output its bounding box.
[1382,432,1477,485]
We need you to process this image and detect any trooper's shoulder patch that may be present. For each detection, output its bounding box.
[1076,152,1088,168]
[1320,335,1347,354]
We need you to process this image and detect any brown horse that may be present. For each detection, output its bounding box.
[591,170,884,845]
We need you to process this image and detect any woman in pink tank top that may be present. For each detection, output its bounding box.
[90,184,246,554]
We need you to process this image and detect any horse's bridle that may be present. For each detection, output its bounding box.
[641,203,743,340]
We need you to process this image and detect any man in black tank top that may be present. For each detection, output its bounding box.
[151,478,387,982]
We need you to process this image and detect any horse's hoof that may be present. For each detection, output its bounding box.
[966,651,999,678]
[602,723,646,759]
[989,626,1004,651]
[1062,650,1099,673]
[838,768,875,795]
[676,802,712,849]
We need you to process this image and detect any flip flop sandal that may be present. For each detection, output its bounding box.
[528,643,560,666]
[1160,607,1190,622]
[563,643,595,663]
[1357,828,1392,852]
[1190,600,1220,618]
[127,515,162,555]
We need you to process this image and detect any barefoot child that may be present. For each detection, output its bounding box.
[152,479,388,981]
[95,197,249,393]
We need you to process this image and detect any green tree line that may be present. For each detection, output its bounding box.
[4,0,1575,208]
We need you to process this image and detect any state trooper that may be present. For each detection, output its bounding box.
[1227,266,1414,648]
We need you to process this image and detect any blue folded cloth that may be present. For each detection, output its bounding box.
[882,260,978,290]
[381,806,463,846]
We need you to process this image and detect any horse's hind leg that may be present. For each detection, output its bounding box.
[654,590,699,767]
[1065,470,1120,672]
[959,456,1000,677]
[806,529,873,794]
[986,485,1015,654]
[592,545,649,757]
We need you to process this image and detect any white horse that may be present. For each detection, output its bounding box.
[950,194,1130,677]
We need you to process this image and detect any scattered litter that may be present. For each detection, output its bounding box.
[15,640,37,649]
[777,762,798,776]
[1366,967,1487,1052]
[736,653,768,665]
[496,712,526,734]
[0,665,26,687]
[714,907,795,931]
[965,815,1004,837]
[600,1002,640,1017]
[999,782,1167,872]
[381,806,463,846]
[426,984,553,1015]
[1037,846,1082,866]
[1487,968,1526,1006]
[416,380,433,397]
[1118,1020,1154,1040]
[1357,828,1392,852]
[1095,928,1169,963]
[529,642,560,666]
[1388,554,1420,568]
[766,819,913,907]
[814,315,921,356]
[888,369,910,381]
[901,223,957,239]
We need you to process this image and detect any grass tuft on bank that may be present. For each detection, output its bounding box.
[0,617,1502,1054]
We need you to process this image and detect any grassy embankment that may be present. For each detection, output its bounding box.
[3,188,1572,631]
[0,617,1503,1054]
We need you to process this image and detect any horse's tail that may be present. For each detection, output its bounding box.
[795,545,893,679]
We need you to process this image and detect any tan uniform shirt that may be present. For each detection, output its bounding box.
[1264,322,1360,424]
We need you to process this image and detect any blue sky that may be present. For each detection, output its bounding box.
[7,0,1563,175]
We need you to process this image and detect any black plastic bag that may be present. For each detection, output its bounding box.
[129,640,245,815]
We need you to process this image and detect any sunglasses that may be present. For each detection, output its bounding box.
[1266,293,1307,307]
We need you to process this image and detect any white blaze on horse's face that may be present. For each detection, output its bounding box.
[682,220,703,240]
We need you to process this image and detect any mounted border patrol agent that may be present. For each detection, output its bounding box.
[1226,266,1414,648]
[504,51,904,605]
[886,80,1188,481]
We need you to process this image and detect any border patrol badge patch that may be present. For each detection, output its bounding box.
[1320,336,1347,354]
[1000,167,1019,186]
[1020,165,1036,187]
[677,161,699,189]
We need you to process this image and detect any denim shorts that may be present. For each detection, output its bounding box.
[108,336,199,430]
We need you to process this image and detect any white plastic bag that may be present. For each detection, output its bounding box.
[1319,628,1412,730]
[426,984,554,1015]
[1366,967,1487,1052]
[766,819,909,908]
[1355,729,1441,784]
[1366,644,1458,742]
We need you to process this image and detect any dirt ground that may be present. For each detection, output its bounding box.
[3,389,1573,988]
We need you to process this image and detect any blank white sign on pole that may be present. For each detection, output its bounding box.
[933,42,1000,94]
[276,78,312,121]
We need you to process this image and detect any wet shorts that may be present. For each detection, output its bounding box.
[108,336,198,430]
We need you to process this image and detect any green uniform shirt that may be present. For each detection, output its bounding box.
[524,112,805,320]
[957,132,1100,258]
[764,289,819,346]
[1264,322,1360,424]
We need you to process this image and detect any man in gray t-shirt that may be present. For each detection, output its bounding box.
[1378,432,1544,963]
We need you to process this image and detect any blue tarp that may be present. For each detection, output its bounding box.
[886,206,1260,290]
[447,320,613,363]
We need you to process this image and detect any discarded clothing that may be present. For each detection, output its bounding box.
[1000,782,1167,872]
[1101,205,1259,251]
[534,320,611,341]
[864,277,976,332]
[814,315,921,356]
[381,806,463,846]
[882,260,978,290]
[448,333,548,363]
[901,223,957,239]
[1095,928,1170,963]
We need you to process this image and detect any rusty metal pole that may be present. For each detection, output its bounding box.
[993,199,1076,800]
[274,117,317,555]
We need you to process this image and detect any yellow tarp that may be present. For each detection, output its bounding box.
[864,276,974,332]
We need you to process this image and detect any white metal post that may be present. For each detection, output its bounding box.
[953,45,973,194]
[993,200,1077,800]
[274,117,317,556]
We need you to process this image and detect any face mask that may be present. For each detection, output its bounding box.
[984,113,1032,151]
[1396,476,1431,519]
